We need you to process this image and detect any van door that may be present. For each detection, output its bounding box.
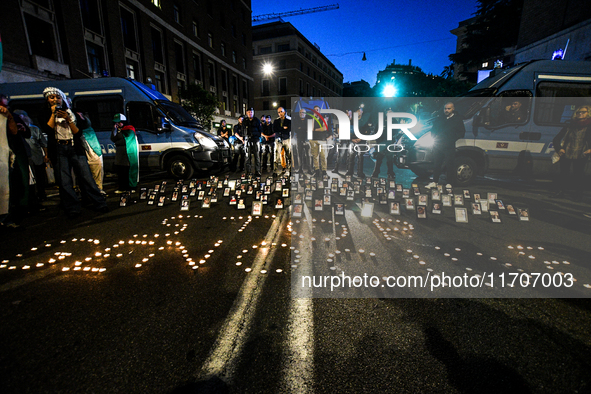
[126,101,172,171]
[475,91,533,171]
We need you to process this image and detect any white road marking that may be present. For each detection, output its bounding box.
[199,210,288,382]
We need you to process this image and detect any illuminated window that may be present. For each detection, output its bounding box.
[151,0,161,8]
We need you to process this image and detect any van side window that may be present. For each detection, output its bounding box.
[74,96,124,132]
[127,102,157,132]
[7,100,46,128]
[534,82,591,126]
[487,90,532,128]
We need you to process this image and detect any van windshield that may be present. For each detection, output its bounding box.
[156,100,201,127]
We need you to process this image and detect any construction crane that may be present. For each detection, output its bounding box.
[252,4,339,22]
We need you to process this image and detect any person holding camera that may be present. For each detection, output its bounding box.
[42,87,107,217]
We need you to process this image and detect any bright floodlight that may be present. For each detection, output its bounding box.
[383,84,396,97]
[263,63,274,75]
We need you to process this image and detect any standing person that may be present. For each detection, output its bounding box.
[75,110,105,195]
[240,108,262,177]
[426,102,466,188]
[371,114,403,179]
[309,105,329,178]
[273,106,292,172]
[14,110,49,201]
[261,115,275,172]
[41,87,107,217]
[552,105,591,201]
[111,113,139,193]
[0,102,18,227]
[332,109,352,173]
[346,106,368,178]
[293,108,310,175]
[230,115,245,172]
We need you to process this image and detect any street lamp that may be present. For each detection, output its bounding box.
[263,62,274,75]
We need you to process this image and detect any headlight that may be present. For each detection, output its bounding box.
[414,133,435,149]
[194,132,217,149]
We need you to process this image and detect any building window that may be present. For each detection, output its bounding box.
[221,69,228,92]
[277,43,290,52]
[219,12,226,28]
[232,51,237,64]
[299,79,303,96]
[23,13,59,61]
[151,27,164,65]
[262,80,270,96]
[221,42,226,57]
[126,62,137,79]
[278,77,287,95]
[151,0,161,8]
[155,72,166,93]
[192,20,199,37]
[208,32,213,48]
[86,42,105,75]
[231,24,237,38]
[173,4,181,24]
[192,52,202,82]
[232,75,238,95]
[80,0,102,34]
[120,7,138,52]
[207,61,216,88]
[207,2,213,16]
[174,41,185,75]
[233,99,238,113]
[242,80,248,99]
[242,58,247,70]
[260,46,272,55]
[242,33,246,46]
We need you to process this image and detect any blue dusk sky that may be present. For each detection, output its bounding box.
[252,0,478,86]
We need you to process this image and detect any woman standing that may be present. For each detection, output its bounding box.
[552,105,591,201]
[111,113,139,193]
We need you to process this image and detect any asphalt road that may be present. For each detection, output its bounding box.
[1,167,590,393]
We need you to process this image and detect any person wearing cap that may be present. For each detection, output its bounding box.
[111,113,139,194]
[41,87,107,217]
[241,108,262,177]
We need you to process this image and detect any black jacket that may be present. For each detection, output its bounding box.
[242,116,262,141]
[431,113,465,148]
[273,117,292,140]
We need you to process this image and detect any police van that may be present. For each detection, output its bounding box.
[2,77,231,179]
[396,60,591,185]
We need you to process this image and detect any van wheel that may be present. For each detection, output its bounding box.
[451,157,477,186]
[167,155,195,180]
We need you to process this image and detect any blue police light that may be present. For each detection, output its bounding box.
[552,49,564,60]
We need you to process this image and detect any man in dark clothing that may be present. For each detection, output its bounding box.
[293,108,310,175]
[240,108,262,177]
[261,115,275,172]
[230,116,245,172]
[426,102,466,188]
[273,107,292,172]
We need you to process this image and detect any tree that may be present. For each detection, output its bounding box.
[178,83,220,131]
[450,0,524,77]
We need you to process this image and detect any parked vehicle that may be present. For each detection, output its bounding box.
[1,77,231,179]
[396,60,591,185]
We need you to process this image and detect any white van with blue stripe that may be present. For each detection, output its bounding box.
[2,77,231,179]
[397,60,591,185]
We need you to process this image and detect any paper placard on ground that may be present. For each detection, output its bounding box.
[180,200,190,211]
[455,207,468,222]
[490,210,501,223]
[518,208,529,221]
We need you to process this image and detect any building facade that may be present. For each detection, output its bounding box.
[0,0,254,125]
[252,21,343,115]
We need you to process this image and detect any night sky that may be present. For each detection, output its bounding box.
[252,0,478,85]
